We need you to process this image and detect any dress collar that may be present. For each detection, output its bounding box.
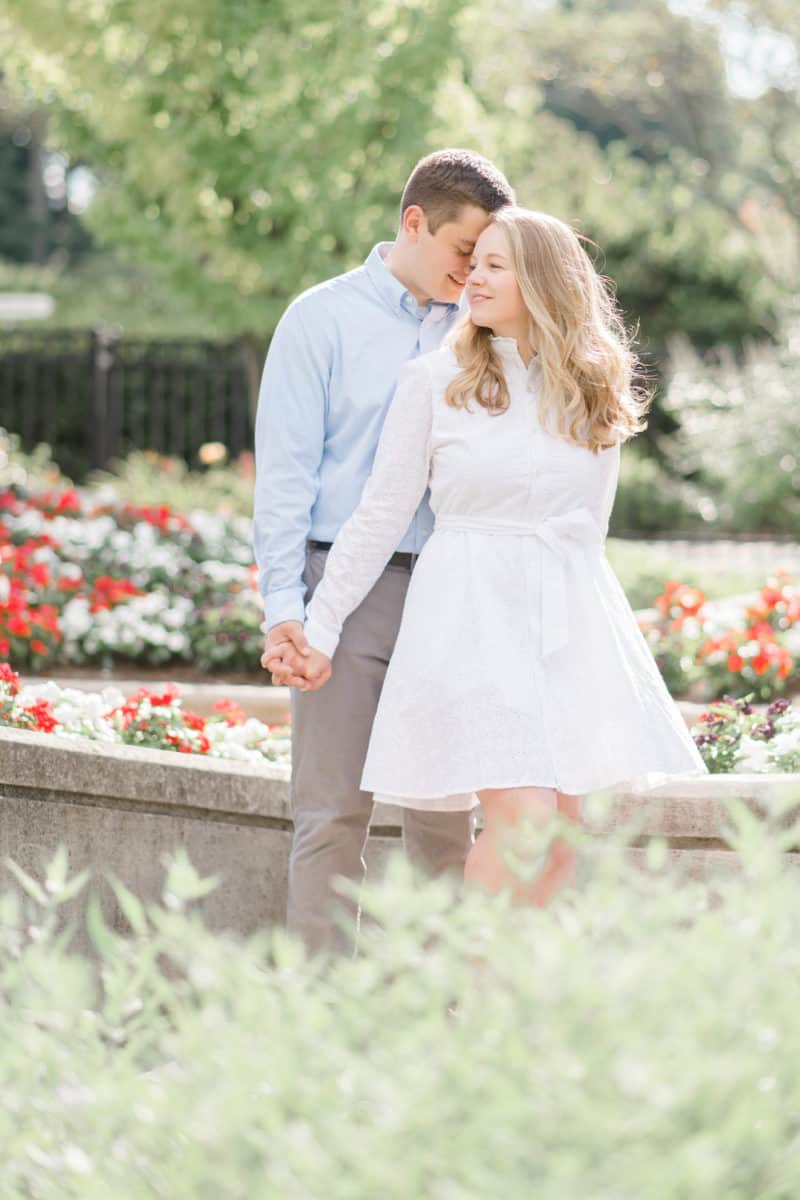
[490,335,540,379]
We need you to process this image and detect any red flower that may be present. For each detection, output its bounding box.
[24,700,57,732]
[727,654,744,672]
[654,581,706,620]
[57,576,83,592]
[0,663,20,693]
[30,640,48,655]
[677,586,705,615]
[29,562,50,588]
[56,489,81,514]
[7,615,31,638]
[212,698,247,725]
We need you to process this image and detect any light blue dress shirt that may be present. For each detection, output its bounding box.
[253,242,462,629]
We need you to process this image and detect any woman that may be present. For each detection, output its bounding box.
[295,207,706,907]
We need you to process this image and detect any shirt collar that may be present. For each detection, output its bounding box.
[364,242,460,320]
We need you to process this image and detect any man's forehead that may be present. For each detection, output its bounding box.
[443,204,493,244]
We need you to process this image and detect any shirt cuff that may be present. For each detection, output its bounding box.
[303,618,340,660]
[263,586,307,630]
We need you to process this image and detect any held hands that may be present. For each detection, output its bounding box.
[260,620,332,692]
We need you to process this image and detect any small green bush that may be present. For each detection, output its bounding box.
[3,802,800,1198]
[610,441,705,537]
[0,428,72,490]
[660,330,800,535]
[87,448,255,517]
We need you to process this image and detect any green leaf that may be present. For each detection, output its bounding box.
[86,891,115,957]
[5,857,47,906]
[56,867,92,906]
[44,845,69,895]
[109,877,148,936]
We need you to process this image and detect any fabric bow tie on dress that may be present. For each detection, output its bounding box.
[533,507,603,658]
[435,507,603,659]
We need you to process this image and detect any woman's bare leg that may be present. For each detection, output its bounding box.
[465,786,582,908]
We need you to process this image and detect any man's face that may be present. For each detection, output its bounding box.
[413,204,493,304]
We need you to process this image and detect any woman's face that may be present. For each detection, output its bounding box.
[465,224,527,335]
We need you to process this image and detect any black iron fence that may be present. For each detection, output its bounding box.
[0,326,258,480]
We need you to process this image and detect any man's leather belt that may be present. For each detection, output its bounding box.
[307,540,418,571]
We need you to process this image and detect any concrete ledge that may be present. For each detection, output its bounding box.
[2,727,800,949]
[0,726,402,951]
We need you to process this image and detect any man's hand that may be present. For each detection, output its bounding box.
[260,621,332,691]
[261,621,312,687]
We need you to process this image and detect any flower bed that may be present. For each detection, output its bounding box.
[0,665,289,766]
[640,577,800,702]
[3,663,799,779]
[692,694,800,774]
[0,481,265,673]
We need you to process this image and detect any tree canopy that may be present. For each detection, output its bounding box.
[1,0,794,348]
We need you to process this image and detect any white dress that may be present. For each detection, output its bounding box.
[304,338,707,811]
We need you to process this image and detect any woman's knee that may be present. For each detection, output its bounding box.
[478,786,557,828]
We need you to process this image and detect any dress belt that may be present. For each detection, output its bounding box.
[434,508,603,658]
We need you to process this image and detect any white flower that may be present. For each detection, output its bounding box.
[770,729,800,756]
[735,737,771,773]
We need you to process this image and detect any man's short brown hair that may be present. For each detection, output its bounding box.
[400,148,515,233]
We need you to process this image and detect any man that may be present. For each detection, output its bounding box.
[255,148,515,956]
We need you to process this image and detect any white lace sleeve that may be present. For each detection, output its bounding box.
[304,358,433,658]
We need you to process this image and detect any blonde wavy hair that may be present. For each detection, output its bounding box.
[445,207,650,452]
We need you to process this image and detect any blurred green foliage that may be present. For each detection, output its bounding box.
[1,0,464,334]
[0,0,792,355]
[4,825,800,1196]
[0,255,223,339]
[87,448,256,515]
[658,326,800,534]
[451,0,781,365]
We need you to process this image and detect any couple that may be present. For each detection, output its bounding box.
[254,148,705,957]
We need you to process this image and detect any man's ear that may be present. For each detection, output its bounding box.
[401,204,427,244]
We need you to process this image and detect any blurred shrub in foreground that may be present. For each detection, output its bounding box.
[3,804,800,1198]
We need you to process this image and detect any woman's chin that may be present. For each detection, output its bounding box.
[468,311,493,328]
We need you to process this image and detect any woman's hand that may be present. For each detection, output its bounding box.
[297,647,332,692]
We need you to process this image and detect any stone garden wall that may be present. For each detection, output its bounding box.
[3,726,800,953]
